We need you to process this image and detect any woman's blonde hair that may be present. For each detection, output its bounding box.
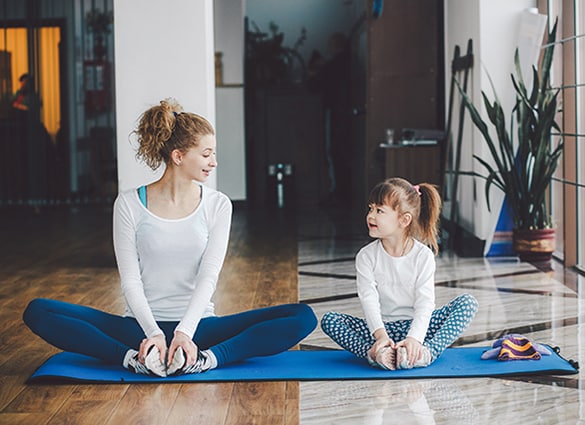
[133,98,214,170]
[368,177,442,253]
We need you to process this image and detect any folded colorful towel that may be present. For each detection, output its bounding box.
[497,336,541,360]
[481,334,551,361]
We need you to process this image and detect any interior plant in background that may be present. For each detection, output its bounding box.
[86,9,113,60]
[245,21,307,87]
[458,19,563,269]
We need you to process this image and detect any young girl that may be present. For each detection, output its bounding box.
[321,177,478,370]
[23,98,317,377]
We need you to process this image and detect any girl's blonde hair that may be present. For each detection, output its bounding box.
[133,98,215,170]
[368,177,442,253]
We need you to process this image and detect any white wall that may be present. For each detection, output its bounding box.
[444,0,540,254]
[216,88,246,200]
[113,0,216,191]
[214,0,245,85]
[214,0,247,201]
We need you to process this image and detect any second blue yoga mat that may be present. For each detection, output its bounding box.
[28,346,578,384]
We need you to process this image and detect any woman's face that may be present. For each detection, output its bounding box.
[180,134,217,182]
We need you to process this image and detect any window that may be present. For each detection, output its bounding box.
[540,0,585,270]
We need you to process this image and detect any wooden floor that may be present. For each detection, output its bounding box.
[0,204,301,425]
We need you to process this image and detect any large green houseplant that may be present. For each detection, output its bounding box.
[458,20,563,266]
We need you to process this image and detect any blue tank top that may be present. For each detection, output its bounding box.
[137,185,147,207]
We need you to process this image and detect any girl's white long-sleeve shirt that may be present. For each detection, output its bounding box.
[112,184,232,339]
[356,238,435,343]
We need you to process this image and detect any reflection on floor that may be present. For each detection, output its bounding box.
[296,207,584,424]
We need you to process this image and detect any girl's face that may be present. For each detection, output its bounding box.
[366,202,406,240]
[179,134,217,182]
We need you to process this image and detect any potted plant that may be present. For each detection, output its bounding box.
[458,19,563,268]
[245,21,307,87]
[86,9,113,60]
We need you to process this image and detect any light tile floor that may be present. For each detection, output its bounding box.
[297,207,585,424]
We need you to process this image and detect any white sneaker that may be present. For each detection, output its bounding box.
[126,352,151,375]
[168,349,212,376]
[366,353,378,367]
[375,347,397,370]
[396,346,432,370]
[144,346,167,377]
[166,347,186,376]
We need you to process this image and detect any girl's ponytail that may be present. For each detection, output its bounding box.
[417,183,442,254]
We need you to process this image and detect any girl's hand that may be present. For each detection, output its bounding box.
[168,330,199,366]
[396,336,422,366]
[367,328,395,360]
[139,334,167,365]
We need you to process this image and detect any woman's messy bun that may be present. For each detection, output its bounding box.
[133,98,214,170]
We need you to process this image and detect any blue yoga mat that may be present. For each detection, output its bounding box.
[28,346,578,384]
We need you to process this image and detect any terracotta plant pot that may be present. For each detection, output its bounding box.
[512,228,555,269]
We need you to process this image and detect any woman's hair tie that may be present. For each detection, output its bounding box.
[413,184,421,196]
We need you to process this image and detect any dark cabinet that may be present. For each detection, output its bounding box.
[384,145,441,187]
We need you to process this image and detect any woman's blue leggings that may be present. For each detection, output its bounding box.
[23,298,317,367]
[321,293,478,362]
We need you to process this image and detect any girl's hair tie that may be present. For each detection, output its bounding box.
[413,185,421,196]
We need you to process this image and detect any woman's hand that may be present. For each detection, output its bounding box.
[396,336,422,366]
[168,330,199,366]
[367,328,395,361]
[138,333,167,365]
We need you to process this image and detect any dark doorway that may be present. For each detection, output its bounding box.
[1,0,117,209]
[0,21,68,205]
[242,2,444,210]
[243,6,367,210]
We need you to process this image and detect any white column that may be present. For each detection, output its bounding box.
[113,0,216,191]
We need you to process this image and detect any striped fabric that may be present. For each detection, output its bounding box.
[498,336,542,361]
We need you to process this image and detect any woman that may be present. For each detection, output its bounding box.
[23,98,317,377]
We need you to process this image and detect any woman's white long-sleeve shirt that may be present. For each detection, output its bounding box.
[356,238,435,343]
[112,184,232,339]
